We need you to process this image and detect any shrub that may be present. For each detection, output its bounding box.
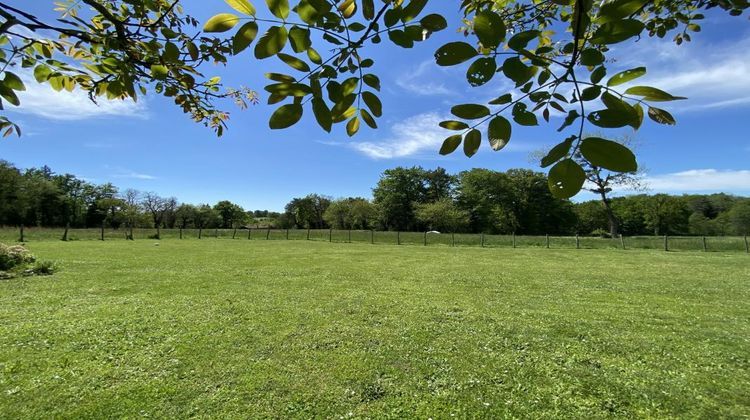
[0,243,36,270]
[26,260,56,276]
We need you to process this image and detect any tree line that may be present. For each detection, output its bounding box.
[1,160,748,236]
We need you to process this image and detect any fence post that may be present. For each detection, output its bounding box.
[424,231,428,246]
[620,234,625,250]
[307,228,311,240]
[198,227,202,239]
[62,222,69,241]
[248,228,252,240]
[452,232,455,247]
[397,231,400,245]
[575,234,580,249]
[546,234,549,249]
[179,227,183,240]
[371,230,374,244]
[19,224,24,242]
[512,232,516,249]
[329,228,332,242]
[286,229,289,240]
[215,228,219,238]
[744,235,749,254]
[101,221,105,241]
[348,229,351,243]
[480,233,484,248]
[702,236,707,252]
[266,227,271,240]
[233,228,237,239]
[664,235,669,252]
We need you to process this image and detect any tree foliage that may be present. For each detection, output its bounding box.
[0,0,747,197]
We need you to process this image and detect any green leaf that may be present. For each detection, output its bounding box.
[203,13,240,33]
[434,42,477,66]
[580,86,601,101]
[346,116,360,137]
[420,14,448,32]
[474,10,506,49]
[548,159,586,199]
[402,0,428,22]
[363,74,380,91]
[463,129,481,157]
[507,30,540,51]
[579,48,604,66]
[541,137,574,167]
[0,84,20,106]
[311,98,332,132]
[590,66,607,84]
[277,53,310,72]
[580,137,638,172]
[451,104,490,119]
[489,93,512,105]
[360,109,378,129]
[254,26,288,59]
[557,110,580,132]
[440,134,462,155]
[466,57,496,87]
[439,120,469,130]
[624,85,686,101]
[487,116,511,151]
[607,67,646,86]
[33,65,52,83]
[150,64,169,80]
[225,0,256,16]
[590,19,645,44]
[587,109,632,128]
[388,30,414,48]
[264,83,311,97]
[502,57,536,86]
[601,92,639,129]
[288,26,311,53]
[233,22,259,54]
[307,47,322,64]
[362,0,375,20]
[362,91,382,117]
[269,103,303,129]
[648,106,676,125]
[512,103,538,126]
[265,0,290,19]
[265,72,296,82]
[597,0,649,23]
[3,72,25,91]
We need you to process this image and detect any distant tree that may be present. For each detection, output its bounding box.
[415,198,469,233]
[323,197,377,230]
[284,194,330,229]
[214,200,247,228]
[141,192,177,238]
[729,201,750,235]
[641,194,690,236]
[193,204,219,232]
[574,200,608,235]
[174,204,196,229]
[372,167,431,231]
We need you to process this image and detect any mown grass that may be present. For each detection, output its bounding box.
[0,240,748,418]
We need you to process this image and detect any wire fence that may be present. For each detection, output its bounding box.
[1,226,749,253]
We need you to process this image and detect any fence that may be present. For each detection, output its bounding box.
[1,226,748,253]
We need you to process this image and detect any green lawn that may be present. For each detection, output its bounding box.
[1,241,748,418]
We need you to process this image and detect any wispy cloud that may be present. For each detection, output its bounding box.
[612,35,750,111]
[336,112,532,159]
[110,169,157,180]
[643,169,750,192]
[395,60,455,96]
[10,71,147,121]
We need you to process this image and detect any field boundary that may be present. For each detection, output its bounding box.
[1,227,748,253]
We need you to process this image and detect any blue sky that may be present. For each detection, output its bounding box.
[2,1,749,211]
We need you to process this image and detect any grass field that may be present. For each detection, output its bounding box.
[1,240,749,418]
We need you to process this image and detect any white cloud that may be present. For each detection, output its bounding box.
[612,35,750,111]
[108,167,157,180]
[643,169,750,192]
[10,71,147,120]
[395,60,455,96]
[341,112,532,159]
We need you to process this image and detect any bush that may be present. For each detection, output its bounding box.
[0,243,36,270]
[26,260,56,276]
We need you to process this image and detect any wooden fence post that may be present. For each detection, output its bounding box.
[101,221,105,241]
[664,235,669,252]
[329,228,332,242]
[248,228,252,240]
[62,222,69,241]
[424,231,428,246]
[307,228,311,240]
[512,232,516,249]
[480,233,484,248]
[620,234,625,250]
[371,230,374,244]
[19,224,24,242]
[286,229,289,240]
[215,228,218,238]
[348,229,352,243]
[744,235,749,254]
[575,234,579,249]
[179,227,183,240]
[266,227,271,240]
[397,231,400,245]
[546,234,550,249]
[198,227,202,239]
[452,232,455,247]
[702,236,707,252]
[233,228,237,239]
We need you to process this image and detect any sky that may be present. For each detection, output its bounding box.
[2,1,749,211]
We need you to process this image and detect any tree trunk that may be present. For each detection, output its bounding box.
[62,222,70,241]
[599,191,619,237]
